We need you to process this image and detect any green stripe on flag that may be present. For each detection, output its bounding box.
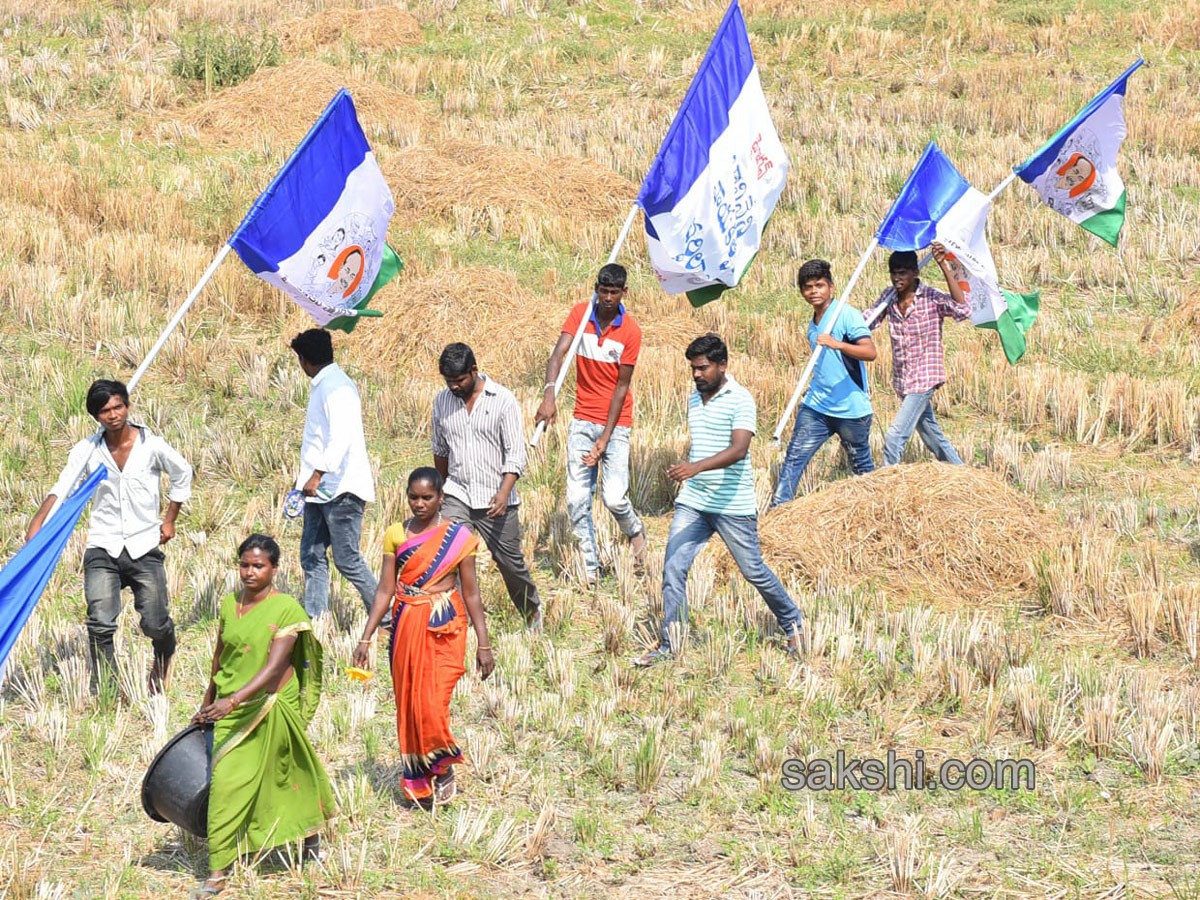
[978,291,1039,364]
[326,244,403,333]
[685,248,761,308]
[1078,190,1126,248]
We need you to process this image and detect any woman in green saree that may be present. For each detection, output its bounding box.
[189,534,335,897]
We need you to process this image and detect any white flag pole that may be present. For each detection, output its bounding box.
[530,203,640,448]
[772,237,879,444]
[44,244,232,517]
[864,173,1020,327]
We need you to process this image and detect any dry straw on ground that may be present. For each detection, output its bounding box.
[380,140,635,240]
[279,6,422,53]
[759,463,1064,603]
[174,59,425,149]
[350,264,559,380]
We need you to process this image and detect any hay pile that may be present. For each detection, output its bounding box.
[350,265,559,381]
[759,463,1064,603]
[381,140,635,233]
[279,6,422,53]
[179,60,424,149]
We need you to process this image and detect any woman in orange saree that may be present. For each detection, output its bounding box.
[353,467,495,806]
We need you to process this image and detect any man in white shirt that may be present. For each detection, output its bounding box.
[25,379,193,695]
[290,329,378,621]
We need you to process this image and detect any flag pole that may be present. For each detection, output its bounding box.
[44,244,232,518]
[863,172,1019,328]
[773,237,879,444]
[529,203,640,448]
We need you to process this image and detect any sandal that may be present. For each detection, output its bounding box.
[629,529,648,572]
[434,769,457,804]
[189,875,226,898]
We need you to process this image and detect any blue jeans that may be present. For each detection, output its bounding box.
[772,405,875,507]
[566,419,644,577]
[300,493,378,619]
[883,389,963,466]
[660,504,800,650]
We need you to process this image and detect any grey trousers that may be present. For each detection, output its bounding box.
[441,495,540,619]
[83,547,176,691]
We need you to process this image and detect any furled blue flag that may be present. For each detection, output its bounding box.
[1014,60,1142,247]
[636,0,788,307]
[0,466,106,671]
[877,142,1039,364]
[229,88,402,333]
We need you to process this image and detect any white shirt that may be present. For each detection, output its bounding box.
[50,424,193,560]
[297,363,375,503]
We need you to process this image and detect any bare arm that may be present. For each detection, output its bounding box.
[458,556,494,678]
[535,332,574,426]
[816,332,878,361]
[194,633,298,723]
[433,455,449,480]
[582,364,634,467]
[668,428,754,482]
[930,241,969,311]
[354,552,397,667]
[192,632,225,721]
[25,495,57,543]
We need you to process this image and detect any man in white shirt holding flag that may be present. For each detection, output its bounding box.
[290,328,379,623]
[25,379,192,696]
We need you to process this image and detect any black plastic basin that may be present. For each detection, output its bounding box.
[141,723,212,837]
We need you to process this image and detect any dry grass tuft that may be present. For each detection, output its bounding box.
[278,6,422,53]
[380,139,635,246]
[171,59,425,150]
[759,464,1064,603]
[350,264,559,381]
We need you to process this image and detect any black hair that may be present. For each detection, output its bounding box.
[438,342,477,377]
[888,250,920,273]
[237,533,281,566]
[685,333,728,365]
[797,259,833,288]
[290,328,334,366]
[86,379,130,419]
[407,466,445,493]
[596,263,627,290]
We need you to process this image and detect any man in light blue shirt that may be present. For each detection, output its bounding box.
[634,334,803,667]
[772,259,878,507]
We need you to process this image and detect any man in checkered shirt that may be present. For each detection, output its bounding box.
[867,243,970,466]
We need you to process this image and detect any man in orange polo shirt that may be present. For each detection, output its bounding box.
[536,264,648,585]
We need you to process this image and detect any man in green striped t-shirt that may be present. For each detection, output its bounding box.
[634,334,804,667]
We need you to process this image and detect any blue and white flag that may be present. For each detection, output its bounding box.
[230,89,401,333]
[1014,60,1142,248]
[0,466,106,672]
[877,142,1038,364]
[636,0,788,307]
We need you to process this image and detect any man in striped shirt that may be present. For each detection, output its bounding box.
[867,245,970,466]
[433,343,541,627]
[634,334,802,667]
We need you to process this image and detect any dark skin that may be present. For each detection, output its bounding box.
[801,276,878,361]
[296,353,333,497]
[352,479,494,678]
[435,368,516,519]
[25,394,182,543]
[890,241,968,315]
[667,356,753,483]
[191,546,295,891]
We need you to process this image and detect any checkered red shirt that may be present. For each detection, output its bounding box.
[868,283,970,396]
